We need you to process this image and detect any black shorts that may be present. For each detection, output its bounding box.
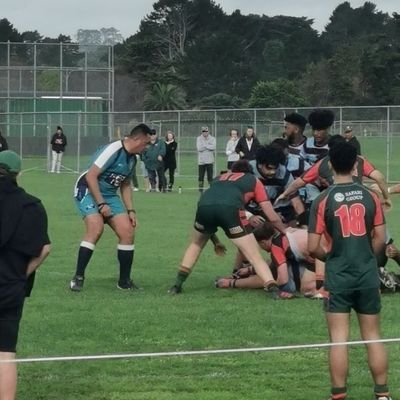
[194,205,252,239]
[323,288,381,314]
[0,303,24,353]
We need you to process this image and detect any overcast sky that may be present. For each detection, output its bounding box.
[2,0,399,40]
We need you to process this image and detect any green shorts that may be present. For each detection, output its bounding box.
[323,288,381,315]
[194,205,252,239]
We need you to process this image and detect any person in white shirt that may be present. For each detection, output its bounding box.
[225,128,240,171]
[196,126,216,193]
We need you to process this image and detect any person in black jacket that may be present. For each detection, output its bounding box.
[0,130,8,152]
[343,126,361,155]
[50,126,67,173]
[0,150,50,400]
[164,130,178,191]
[235,126,261,161]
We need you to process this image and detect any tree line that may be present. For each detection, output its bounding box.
[1,1,400,110]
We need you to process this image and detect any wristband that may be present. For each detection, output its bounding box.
[97,202,108,210]
[127,209,136,214]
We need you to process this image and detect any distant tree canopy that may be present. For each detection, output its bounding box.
[1,1,400,110]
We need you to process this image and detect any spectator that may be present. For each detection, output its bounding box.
[225,128,240,171]
[235,126,261,161]
[50,126,67,173]
[164,130,178,191]
[343,125,361,155]
[0,150,50,399]
[196,126,216,193]
[131,155,140,192]
[0,130,9,152]
[142,129,167,192]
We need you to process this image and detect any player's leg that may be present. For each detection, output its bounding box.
[170,229,211,293]
[0,352,16,400]
[0,304,24,400]
[325,297,351,400]
[230,234,276,289]
[71,195,105,291]
[355,289,391,400]
[107,207,136,289]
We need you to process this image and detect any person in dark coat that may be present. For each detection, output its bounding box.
[50,126,67,173]
[164,130,178,191]
[0,130,8,152]
[235,126,261,161]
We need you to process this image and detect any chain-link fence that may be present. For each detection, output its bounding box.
[0,106,399,181]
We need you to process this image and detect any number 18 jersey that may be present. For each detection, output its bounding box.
[308,182,385,291]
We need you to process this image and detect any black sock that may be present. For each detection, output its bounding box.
[118,245,135,282]
[75,241,95,277]
[374,384,389,398]
[175,267,190,289]
[331,386,347,399]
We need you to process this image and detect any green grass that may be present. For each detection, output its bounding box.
[12,154,400,399]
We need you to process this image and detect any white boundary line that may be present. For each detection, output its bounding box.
[2,337,400,364]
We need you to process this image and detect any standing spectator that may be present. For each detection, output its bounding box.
[70,124,152,291]
[225,128,240,171]
[197,126,216,193]
[235,126,261,161]
[164,130,178,191]
[308,142,390,400]
[0,150,50,400]
[343,125,361,155]
[131,155,140,192]
[142,129,167,192]
[50,126,67,173]
[0,130,8,152]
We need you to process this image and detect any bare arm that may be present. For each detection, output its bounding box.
[290,195,305,216]
[372,224,386,256]
[86,165,112,218]
[369,169,391,209]
[26,244,51,276]
[276,177,306,202]
[120,180,136,227]
[259,200,287,234]
[308,232,327,262]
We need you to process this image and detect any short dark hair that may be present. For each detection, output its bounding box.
[284,113,307,130]
[256,144,286,168]
[129,123,152,136]
[231,160,253,173]
[271,138,289,150]
[329,142,357,174]
[253,221,275,241]
[328,134,346,149]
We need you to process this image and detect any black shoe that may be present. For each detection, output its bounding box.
[168,284,182,294]
[70,275,84,292]
[117,279,140,290]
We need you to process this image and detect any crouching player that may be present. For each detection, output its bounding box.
[169,160,287,295]
[308,142,391,400]
[216,222,317,298]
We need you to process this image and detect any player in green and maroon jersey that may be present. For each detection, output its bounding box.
[308,142,391,400]
[169,160,287,295]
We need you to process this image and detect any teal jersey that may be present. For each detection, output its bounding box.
[308,182,385,291]
[74,140,137,200]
